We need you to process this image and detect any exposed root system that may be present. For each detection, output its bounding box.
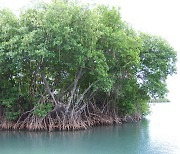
[0,102,138,131]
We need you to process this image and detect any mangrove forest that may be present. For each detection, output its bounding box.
[0,0,177,131]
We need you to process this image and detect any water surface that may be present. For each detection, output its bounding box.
[0,103,180,154]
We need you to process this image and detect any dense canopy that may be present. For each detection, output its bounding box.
[0,0,176,130]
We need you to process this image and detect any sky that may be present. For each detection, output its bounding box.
[0,0,179,102]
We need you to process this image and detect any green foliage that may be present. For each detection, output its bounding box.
[138,33,177,99]
[1,97,20,120]
[5,111,20,121]
[0,0,177,121]
[34,103,53,117]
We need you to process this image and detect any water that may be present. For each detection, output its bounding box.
[0,103,180,154]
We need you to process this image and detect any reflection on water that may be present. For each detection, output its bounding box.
[0,103,180,154]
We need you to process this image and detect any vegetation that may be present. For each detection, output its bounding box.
[0,0,176,131]
[150,98,170,103]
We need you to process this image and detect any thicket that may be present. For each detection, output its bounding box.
[0,0,176,130]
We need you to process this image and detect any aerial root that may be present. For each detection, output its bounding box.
[0,105,140,131]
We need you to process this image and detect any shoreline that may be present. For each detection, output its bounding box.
[0,113,142,132]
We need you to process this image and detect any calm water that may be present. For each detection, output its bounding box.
[0,103,180,154]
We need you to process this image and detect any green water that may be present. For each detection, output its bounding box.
[0,103,180,154]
